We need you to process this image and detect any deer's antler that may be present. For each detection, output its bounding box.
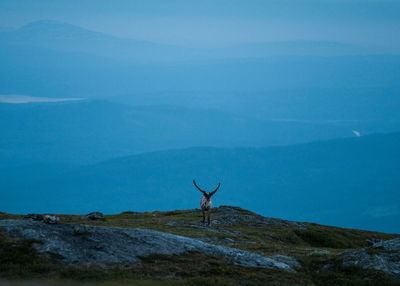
[210,183,221,197]
[193,180,206,194]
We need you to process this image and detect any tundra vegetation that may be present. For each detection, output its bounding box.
[0,207,399,286]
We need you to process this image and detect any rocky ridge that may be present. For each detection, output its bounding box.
[0,219,296,272]
[1,206,399,285]
[342,238,400,278]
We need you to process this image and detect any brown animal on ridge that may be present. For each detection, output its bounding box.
[193,179,221,225]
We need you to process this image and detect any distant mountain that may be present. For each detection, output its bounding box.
[1,20,399,98]
[0,20,196,63]
[0,20,386,62]
[1,132,399,233]
[8,20,109,42]
[0,100,366,167]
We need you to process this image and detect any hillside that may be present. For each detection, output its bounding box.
[0,206,399,286]
[0,100,369,167]
[1,132,399,233]
[0,20,194,63]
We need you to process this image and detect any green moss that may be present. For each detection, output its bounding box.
[0,213,24,220]
[293,224,395,249]
[295,228,355,248]
[298,255,400,286]
[188,277,232,286]
[365,247,397,255]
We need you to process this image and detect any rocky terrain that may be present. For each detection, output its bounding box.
[0,219,294,271]
[0,206,399,286]
[342,238,400,278]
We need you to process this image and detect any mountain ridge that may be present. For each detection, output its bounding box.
[0,206,399,285]
[1,20,393,64]
[2,99,374,167]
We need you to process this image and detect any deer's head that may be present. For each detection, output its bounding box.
[193,179,220,200]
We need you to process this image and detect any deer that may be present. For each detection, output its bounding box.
[193,179,221,226]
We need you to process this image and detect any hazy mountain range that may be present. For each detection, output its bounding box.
[1,20,399,98]
[0,20,389,62]
[2,99,399,167]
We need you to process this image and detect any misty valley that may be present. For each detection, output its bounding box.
[1,20,400,234]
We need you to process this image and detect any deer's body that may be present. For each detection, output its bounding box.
[193,180,220,226]
[200,195,212,210]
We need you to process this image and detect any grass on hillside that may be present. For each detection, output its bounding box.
[0,207,399,286]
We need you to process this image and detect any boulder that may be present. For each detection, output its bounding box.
[342,238,400,279]
[24,214,44,221]
[73,225,94,236]
[43,215,59,224]
[372,238,400,251]
[83,212,105,221]
[273,255,302,268]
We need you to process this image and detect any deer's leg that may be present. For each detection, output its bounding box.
[202,210,205,224]
[207,210,211,226]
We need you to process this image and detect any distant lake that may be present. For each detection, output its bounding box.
[0,95,84,104]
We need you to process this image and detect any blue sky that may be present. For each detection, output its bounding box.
[1,0,399,48]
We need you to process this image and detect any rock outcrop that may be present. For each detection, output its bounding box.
[24,214,44,221]
[0,219,298,272]
[83,212,105,221]
[43,215,59,224]
[372,238,400,251]
[342,238,400,278]
[168,206,305,232]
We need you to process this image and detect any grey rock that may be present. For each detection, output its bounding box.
[309,249,331,256]
[0,219,295,272]
[215,206,240,214]
[43,215,59,224]
[212,214,305,229]
[24,214,43,221]
[73,225,94,236]
[167,220,242,235]
[190,224,242,235]
[224,238,236,244]
[198,237,252,245]
[83,212,105,221]
[372,238,400,251]
[167,212,304,233]
[342,238,400,278]
[273,255,302,268]
[366,238,382,246]
[188,206,304,229]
